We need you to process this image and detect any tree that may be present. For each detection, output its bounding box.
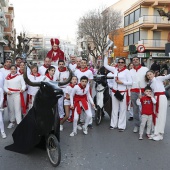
[37,48,49,60]
[77,7,122,62]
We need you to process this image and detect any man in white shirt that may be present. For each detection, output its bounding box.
[0,58,12,79]
[38,57,52,76]
[130,56,148,133]
[68,55,77,72]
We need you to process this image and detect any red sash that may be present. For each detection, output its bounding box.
[131,88,145,93]
[154,92,165,114]
[8,88,26,114]
[74,94,88,114]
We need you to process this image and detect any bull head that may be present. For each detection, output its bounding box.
[23,66,73,88]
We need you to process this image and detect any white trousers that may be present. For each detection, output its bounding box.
[154,95,167,135]
[58,96,65,118]
[7,93,21,124]
[73,102,92,133]
[0,111,4,132]
[128,106,133,117]
[139,114,152,135]
[111,92,127,129]
[28,95,35,111]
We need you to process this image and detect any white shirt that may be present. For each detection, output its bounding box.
[74,69,93,83]
[107,72,114,88]
[0,88,3,107]
[0,72,4,89]
[0,67,10,79]
[39,65,48,76]
[150,75,170,93]
[69,63,77,73]
[27,74,45,96]
[130,66,148,89]
[70,84,94,106]
[104,57,132,91]
[4,75,26,93]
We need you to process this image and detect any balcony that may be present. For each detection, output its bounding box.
[0,0,8,7]
[0,33,8,45]
[139,16,170,29]
[0,11,7,27]
[138,39,167,50]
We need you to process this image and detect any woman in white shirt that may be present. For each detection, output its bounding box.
[27,65,44,110]
[44,66,56,81]
[145,70,170,141]
[4,65,26,128]
[104,56,132,131]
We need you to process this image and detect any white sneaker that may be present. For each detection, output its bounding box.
[152,134,163,141]
[77,124,82,130]
[70,132,77,137]
[1,132,6,139]
[133,126,138,133]
[7,123,15,129]
[60,125,63,131]
[82,126,88,135]
[139,135,143,140]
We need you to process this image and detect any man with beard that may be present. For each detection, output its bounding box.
[39,57,52,75]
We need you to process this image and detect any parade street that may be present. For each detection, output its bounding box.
[0,102,170,170]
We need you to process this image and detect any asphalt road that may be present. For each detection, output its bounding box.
[0,100,170,170]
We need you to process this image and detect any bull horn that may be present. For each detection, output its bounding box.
[23,66,41,87]
[58,67,72,86]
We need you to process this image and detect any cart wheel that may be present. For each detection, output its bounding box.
[95,106,102,125]
[46,134,61,167]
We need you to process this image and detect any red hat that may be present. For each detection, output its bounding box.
[50,38,60,46]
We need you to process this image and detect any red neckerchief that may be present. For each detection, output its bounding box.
[71,62,76,65]
[79,67,88,72]
[31,73,41,77]
[43,64,50,68]
[76,66,81,69]
[69,83,75,88]
[78,83,86,93]
[58,67,67,72]
[4,66,10,70]
[45,73,53,80]
[118,66,126,73]
[134,65,142,72]
[6,73,18,80]
[19,70,24,75]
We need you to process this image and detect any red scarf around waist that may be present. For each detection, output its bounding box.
[74,94,88,114]
[131,88,145,93]
[154,92,165,114]
[8,88,26,114]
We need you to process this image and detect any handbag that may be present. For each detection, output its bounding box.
[114,90,124,101]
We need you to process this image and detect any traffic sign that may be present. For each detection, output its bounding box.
[137,45,145,53]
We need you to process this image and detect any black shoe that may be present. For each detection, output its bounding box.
[128,117,133,121]
[109,126,114,130]
[118,128,124,132]
[88,124,93,129]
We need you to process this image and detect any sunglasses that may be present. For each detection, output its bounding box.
[118,62,125,64]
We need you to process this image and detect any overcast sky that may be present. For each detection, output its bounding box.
[9,0,119,43]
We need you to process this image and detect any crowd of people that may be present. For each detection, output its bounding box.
[0,38,170,142]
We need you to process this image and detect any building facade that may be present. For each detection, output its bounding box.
[123,0,170,65]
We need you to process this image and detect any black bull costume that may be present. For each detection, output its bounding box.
[5,67,72,154]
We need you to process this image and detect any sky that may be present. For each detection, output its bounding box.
[9,0,119,43]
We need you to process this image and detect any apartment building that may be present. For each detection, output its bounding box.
[123,0,170,63]
[4,3,16,60]
[0,0,9,63]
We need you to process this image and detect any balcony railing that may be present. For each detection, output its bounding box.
[0,0,8,7]
[138,39,167,48]
[0,11,7,27]
[139,15,170,25]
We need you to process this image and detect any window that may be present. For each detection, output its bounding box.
[129,33,134,45]
[124,15,129,27]
[134,31,139,43]
[129,13,134,24]
[134,9,140,22]
[124,35,128,46]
